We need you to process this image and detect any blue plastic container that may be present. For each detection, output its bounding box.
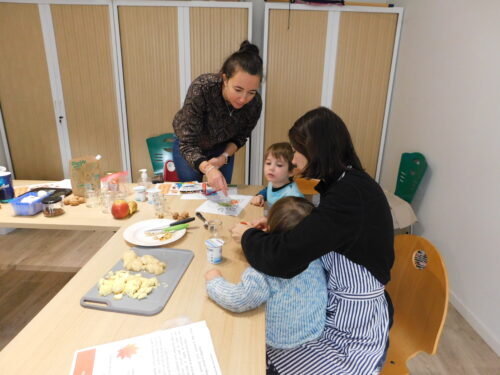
[10,192,45,216]
[0,166,15,202]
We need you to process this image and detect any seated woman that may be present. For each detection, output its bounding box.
[231,107,394,375]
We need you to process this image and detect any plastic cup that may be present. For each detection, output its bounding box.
[146,187,161,205]
[207,219,222,238]
[100,191,115,213]
[205,238,224,264]
[85,188,99,208]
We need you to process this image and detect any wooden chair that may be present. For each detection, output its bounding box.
[381,234,449,375]
[294,177,320,195]
[294,177,320,206]
[146,133,179,182]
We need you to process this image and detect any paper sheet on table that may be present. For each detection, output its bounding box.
[68,321,221,375]
[196,194,252,216]
[181,187,238,200]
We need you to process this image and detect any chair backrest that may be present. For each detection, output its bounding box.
[381,234,449,375]
[146,133,176,176]
[294,177,320,195]
[394,152,428,203]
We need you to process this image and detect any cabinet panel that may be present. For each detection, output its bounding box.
[264,10,327,181]
[190,7,249,185]
[332,12,398,177]
[0,3,63,180]
[51,4,122,174]
[118,6,180,182]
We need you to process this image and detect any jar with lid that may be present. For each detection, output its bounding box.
[133,186,146,202]
[42,195,65,217]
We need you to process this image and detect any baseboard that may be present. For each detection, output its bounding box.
[450,291,500,356]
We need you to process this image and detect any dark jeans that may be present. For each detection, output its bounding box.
[172,139,235,183]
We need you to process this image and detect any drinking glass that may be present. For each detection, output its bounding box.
[207,219,222,238]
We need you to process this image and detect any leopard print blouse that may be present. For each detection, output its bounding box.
[172,73,262,170]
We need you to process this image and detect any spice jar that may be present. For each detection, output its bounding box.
[42,195,65,217]
[133,186,146,202]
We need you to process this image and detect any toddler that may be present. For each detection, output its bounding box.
[251,142,303,208]
[205,196,327,349]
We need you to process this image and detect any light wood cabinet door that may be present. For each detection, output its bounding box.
[51,4,123,174]
[189,6,249,185]
[0,3,63,180]
[263,9,328,182]
[118,6,180,183]
[261,5,401,182]
[332,12,398,177]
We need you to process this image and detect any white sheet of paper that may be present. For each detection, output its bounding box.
[180,187,238,200]
[195,194,252,216]
[68,321,221,375]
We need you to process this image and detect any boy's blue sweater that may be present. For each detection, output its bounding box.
[206,259,327,349]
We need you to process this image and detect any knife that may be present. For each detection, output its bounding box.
[144,222,189,234]
[147,217,194,232]
[169,217,195,226]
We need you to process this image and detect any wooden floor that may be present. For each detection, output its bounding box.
[0,229,499,373]
[0,228,114,272]
[0,268,75,349]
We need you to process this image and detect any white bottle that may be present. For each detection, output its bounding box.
[138,169,151,189]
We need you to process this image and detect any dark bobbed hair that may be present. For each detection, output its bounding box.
[220,40,263,81]
[265,142,295,172]
[288,107,363,179]
[267,196,315,233]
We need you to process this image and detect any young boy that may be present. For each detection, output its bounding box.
[205,197,327,350]
[251,142,303,208]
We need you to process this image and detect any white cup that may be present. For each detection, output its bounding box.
[205,238,224,264]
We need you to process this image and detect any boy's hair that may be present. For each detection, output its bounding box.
[265,142,295,172]
[267,196,314,233]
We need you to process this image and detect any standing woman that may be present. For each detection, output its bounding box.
[172,40,263,194]
[231,107,394,375]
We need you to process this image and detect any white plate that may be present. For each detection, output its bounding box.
[123,219,187,247]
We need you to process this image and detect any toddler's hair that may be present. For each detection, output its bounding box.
[267,196,314,233]
[265,142,295,172]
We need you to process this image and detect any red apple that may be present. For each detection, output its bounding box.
[111,199,130,219]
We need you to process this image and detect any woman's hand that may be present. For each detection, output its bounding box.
[250,195,264,207]
[205,268,222,281]
[208,155,226,169]
[250,217,268,230]
[206,166,228,196]
[230,222,253,243]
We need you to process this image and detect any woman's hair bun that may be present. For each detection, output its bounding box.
[239,40,260,56]
[220,40,263,80]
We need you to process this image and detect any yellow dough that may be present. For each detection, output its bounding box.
[122,249,166,275]
[98,270,159,300]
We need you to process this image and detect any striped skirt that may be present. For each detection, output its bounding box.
[267,251,390,375]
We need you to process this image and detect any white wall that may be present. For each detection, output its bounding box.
[380,0,500,355]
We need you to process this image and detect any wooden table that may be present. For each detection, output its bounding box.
[0,181,265,374]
